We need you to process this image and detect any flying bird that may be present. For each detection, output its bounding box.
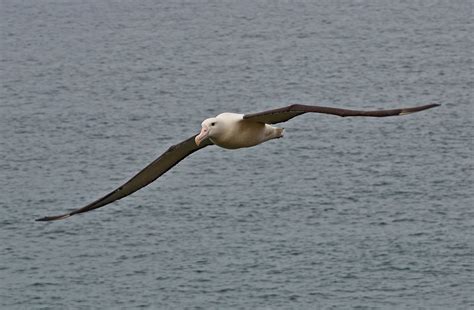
[36,103,439,221]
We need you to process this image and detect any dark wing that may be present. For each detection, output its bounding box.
[36,135,213,221]
[243,104,440,124]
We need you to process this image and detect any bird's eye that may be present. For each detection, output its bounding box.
[211,122,216,126]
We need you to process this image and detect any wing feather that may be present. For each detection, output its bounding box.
[243,104,440,124]
[36,135,213,221]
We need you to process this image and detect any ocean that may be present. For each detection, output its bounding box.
[1,0,472,308]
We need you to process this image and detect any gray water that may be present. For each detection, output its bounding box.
[1,0,472,309]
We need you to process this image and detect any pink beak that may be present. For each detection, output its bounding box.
[195,126,209,146]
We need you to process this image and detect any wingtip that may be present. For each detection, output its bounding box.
[35,213,71,222]
[399,103,441,115]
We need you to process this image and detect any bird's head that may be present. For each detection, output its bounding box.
[195,117,221,146]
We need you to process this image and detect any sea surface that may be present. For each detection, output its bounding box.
[1,0,472,309]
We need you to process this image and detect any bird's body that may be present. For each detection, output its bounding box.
[201,113,283,149]
[36,103,439,222]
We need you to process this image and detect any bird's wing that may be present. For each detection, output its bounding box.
[36,135,213,221]
[243,104,440,124]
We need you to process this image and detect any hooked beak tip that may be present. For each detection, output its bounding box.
[195,127,209,146]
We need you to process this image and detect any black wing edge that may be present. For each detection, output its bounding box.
[35,135,213,222]
[243,103,440,124]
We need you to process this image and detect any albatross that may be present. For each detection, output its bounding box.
[36,103,439,221]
